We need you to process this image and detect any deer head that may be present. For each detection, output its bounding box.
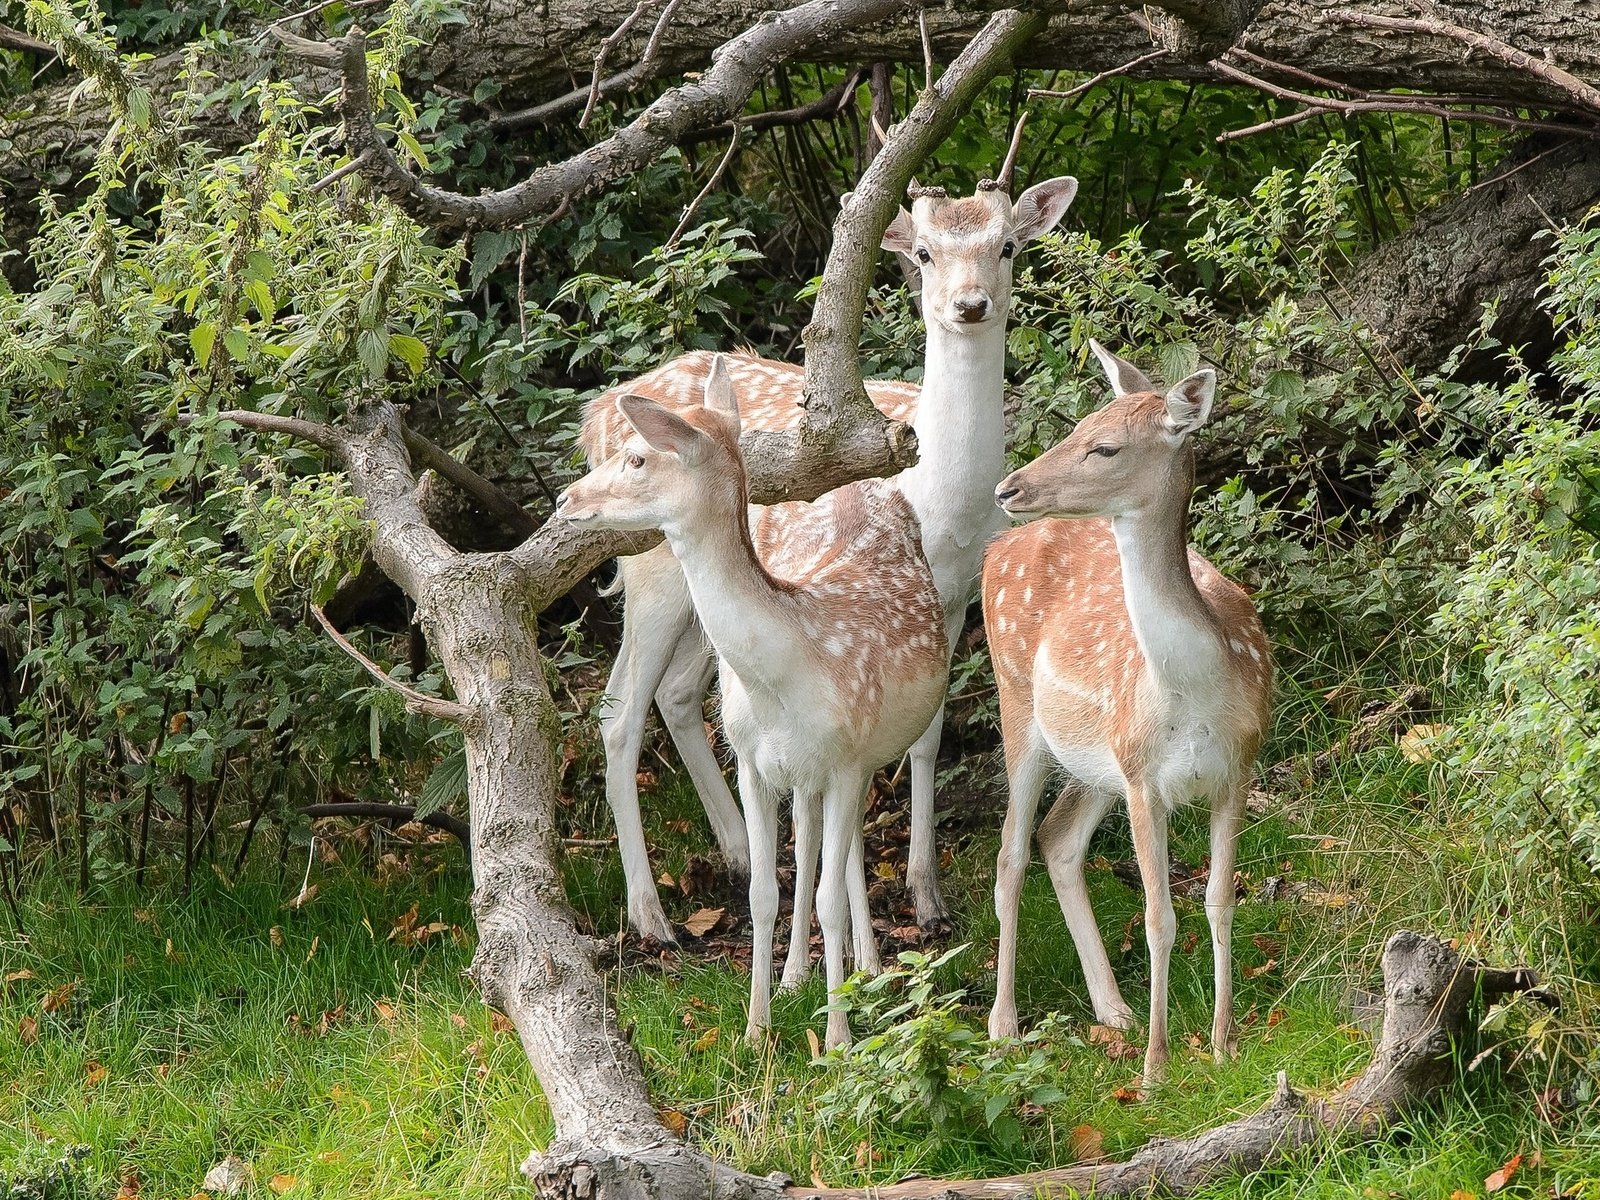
[994,339,1217,520]
[556,356,744,535]
[877,176,1079,334]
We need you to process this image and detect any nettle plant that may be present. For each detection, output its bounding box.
[0,7,466,881]
[1433,221,1600,906]
[817,946,1079,1148]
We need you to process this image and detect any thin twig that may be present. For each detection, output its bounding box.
[667,127,743,248]
[580,0,653,130]
[1466,140,1572,192]
[918,8,934,93]
[310,605,474,722]
[303,801,470,846]
[1027,49,1170,101]
[264,0,385,32]
[310,149,374,193]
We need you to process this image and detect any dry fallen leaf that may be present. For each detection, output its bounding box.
[268,926,284,949]
[489,1010,515,1035]
[1088,1025,1140,1060]
[853,1140,882,1170]
[316,1151,344,1165]
[267,1173,298,1194]
[657,1108,688,1136]
[1111,1085,1143,1104]
[1398,723,1445,763]
[3,969,35,986]
[1069,1123,1107,1163]
[450,1012,469,1031]
[1244,958,1279,980]
[1448,1191,1476,1200]
[806,1027,822,1060]
[18,1015,38,1044]
[114,1169,141,1198]
[84,1060,108,1086]
[1484,1151,1522,1193]
[373,1000,396,1025]
[691,1026,720,1052]
[1300,891,1351,908]
[873,862,896,881]
[1267,1007,1286,1027]
[41,980,79,1013]
[681,907,725,938]
[282,882,319,911]
[810,1151,826,1190]
[200,1154,250,1197]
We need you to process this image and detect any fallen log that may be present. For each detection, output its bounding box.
[788,930,1535,1199]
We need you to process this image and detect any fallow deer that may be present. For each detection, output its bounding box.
[982,341,1273,1085]
[581,177,1080,948]
[557,357,950,1049]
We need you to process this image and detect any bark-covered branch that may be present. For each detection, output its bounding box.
[313,0,1001,232]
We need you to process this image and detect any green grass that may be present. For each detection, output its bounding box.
[1,694,1594,1198]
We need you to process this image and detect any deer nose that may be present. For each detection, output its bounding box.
[953,293,990,323]
[995,481,1021,506]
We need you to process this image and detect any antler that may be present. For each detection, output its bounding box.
[978,107,1030,194]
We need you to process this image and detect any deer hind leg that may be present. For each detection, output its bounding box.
[1206,783,1246,1060]
[1127,786,1176,1086]
[906,700,949,929]
[654,625,748,876]
[1037,783,1132,1030]
[599,550,694,944]
[819,771,871,1051]
[780,790,820,989]
[846,824,881,976]
[739,760,782,1044]
[987,730,1052,1041]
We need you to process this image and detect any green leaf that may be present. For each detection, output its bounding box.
[389,334,428,376]
[189,322,216,367]
[415,748,466,819]
[223,327,250,362]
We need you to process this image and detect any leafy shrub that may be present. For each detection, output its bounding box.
[817,946,1078,1147]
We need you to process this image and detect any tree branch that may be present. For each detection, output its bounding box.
[317,0,944,232]
[303,800,471,846]
[310,604,475,722]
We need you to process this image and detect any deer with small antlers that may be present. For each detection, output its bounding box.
[558,357,949,1049]
[581,175,1080,949]
[982,341,1273,1085]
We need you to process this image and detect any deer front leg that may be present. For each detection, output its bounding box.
[780,790,820,989]
[905,702,949,929]
[987,735,1051,1040]
[1206,784,1246,1060]
[1037,783,1131,1030]
[846,824,881,976]
[740,761,781,1044]
[1128,787,1176,1086]
[819,773,869,1051]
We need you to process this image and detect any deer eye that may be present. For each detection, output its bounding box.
[626,452,645,469]
[1000,240,1016,260]
[915,247,932,265]
[1089,445,1120,458]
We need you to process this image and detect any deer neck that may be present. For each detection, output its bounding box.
[661,495,805,701]
[894,318,1009,594]
[1108,454,1226,690]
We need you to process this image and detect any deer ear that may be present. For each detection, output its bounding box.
[1164,369,1217,436]
[703,354,741,425]
[881,205,916,254]
[618,394,703,458]
[1012,176,1078,243]
[1088,338,1155,398]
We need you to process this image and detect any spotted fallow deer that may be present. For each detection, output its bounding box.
[557,357,949,1050]
[982,341,1273,1085]
[581,177,1080,947]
